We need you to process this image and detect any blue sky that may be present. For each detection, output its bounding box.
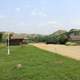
[0,0,80,34]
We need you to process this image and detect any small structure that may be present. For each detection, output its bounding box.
[69,33,80,41]
[9,39,25,45]
[7,33,27,45]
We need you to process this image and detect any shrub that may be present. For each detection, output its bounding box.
[65,42,77,46]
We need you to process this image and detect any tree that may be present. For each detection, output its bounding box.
[58,34,68,44]
[0,32,3,42]
[46,32,68,44]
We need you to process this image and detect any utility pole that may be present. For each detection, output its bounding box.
[8,33,10,55]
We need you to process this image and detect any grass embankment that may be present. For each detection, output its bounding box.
[0,45,80,80]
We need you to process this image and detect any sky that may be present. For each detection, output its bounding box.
[0,0,80,34]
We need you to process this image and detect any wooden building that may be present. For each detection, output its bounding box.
[7,33,27,45]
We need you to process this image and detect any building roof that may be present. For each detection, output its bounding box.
[11,33,28,39]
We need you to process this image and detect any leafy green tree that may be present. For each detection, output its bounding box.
[58,34,68,44]
[46,32,68,44]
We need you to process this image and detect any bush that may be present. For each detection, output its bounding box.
[65,42,77,46]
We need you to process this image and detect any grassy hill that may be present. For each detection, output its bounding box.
[0,45,80,80]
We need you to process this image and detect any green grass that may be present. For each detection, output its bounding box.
[0,45,80,80]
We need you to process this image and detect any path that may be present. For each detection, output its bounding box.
[32,43,80,60]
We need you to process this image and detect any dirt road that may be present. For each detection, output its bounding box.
[32,43,80,60]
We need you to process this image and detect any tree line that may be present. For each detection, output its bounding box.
[0,29,80,44]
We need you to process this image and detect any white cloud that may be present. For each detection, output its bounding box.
[47,20,65,30]
[38,12,47,16]
[31,9,47,17]
[16,8,21,12]
[48,21,57,24]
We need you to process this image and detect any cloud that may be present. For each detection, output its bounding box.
[16,8,21,12]
[38,12,47,16]
[31,9,47,17]
[48,21,57,24]
[47,20,65,30]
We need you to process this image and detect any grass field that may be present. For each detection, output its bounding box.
[0,45,80,80]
